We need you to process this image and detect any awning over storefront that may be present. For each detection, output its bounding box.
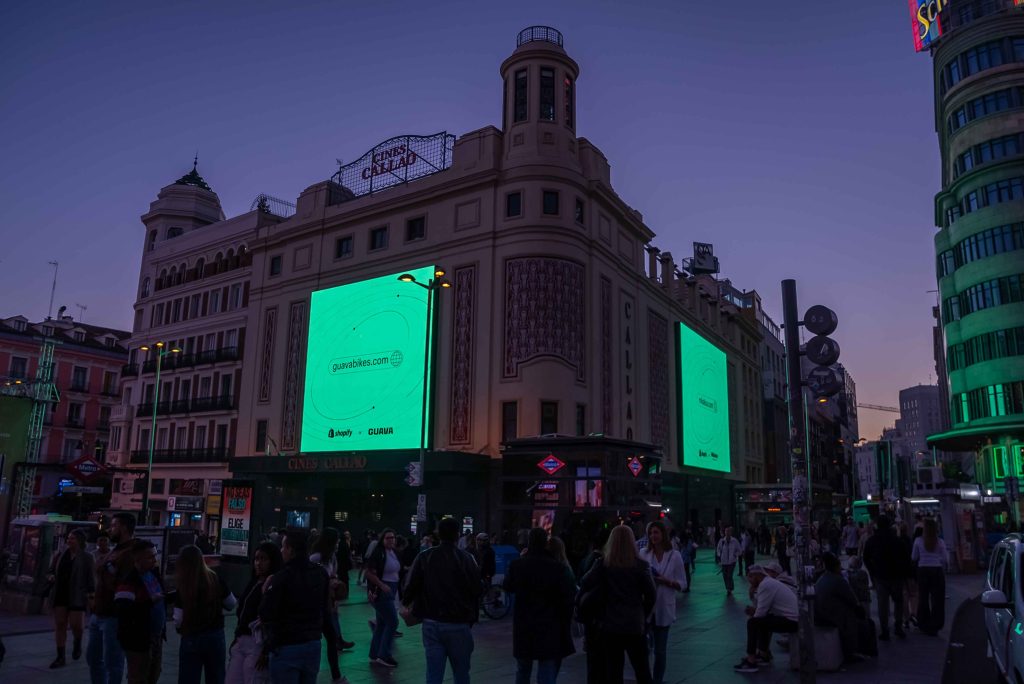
[927,421,1024,451]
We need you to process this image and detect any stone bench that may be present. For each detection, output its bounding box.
[788,626,843,672]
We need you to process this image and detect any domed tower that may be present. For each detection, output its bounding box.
[140,159,225,255]
[500,27,580,169]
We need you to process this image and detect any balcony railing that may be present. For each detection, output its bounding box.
[129,447,231,464]
[65,417,84,429]
[122,364,139,377]
[69,382,89,392]
[139,346,240,374]
[135,395,235,417]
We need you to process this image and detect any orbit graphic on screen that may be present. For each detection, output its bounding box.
[677,321,731,473]
[300,265,435,452]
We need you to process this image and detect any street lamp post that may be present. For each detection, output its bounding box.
[139,341,179,525]
[397,270,451,500]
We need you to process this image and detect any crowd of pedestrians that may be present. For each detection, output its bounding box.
[31,508,953,683]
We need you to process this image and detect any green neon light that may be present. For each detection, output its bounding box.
[300,265,435,453]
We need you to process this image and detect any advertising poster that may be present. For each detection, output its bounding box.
[677,321,731,473]
[301,265,436,452]
[220,485,253,558]
[0,397,32,532]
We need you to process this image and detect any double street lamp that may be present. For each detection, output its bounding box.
[397,269,450,498]
[139,341,179,524]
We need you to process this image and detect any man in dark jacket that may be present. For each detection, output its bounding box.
[88,512,136,684]
[402,517,481,684]
[259,528,330,682]
[862,515,910,640]
[504,528,576,684]
[115,540,165,684]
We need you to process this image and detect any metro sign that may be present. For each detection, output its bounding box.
[67,455,105,481]
[627,456,643,478]
[537,454,566,476]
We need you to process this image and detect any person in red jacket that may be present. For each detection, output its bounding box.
[114,540,166,684]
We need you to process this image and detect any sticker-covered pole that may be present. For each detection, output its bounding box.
[782,279,816,682]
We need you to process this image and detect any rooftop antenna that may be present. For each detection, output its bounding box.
[75,302,88,321]
[46,260,59,320]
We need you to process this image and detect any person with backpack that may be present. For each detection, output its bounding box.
[639,521,685,684]
[504,528,576,683]
[226,542,282,684]
[170,545,237,683]
[363,528,401,668]
[577,525,656,684]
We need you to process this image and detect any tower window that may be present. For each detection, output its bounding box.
[335,235,353,259]
[514,69,528,123]
[542,191,559,216]
[540,401,558,434]
[574,198,584,225]
[370,226,389,251]
[564,76,574,129]
[269,255,283,277]
[406,216,426,242]
[506,192,522,218]
[539,67,555,121]
[502,401,518,441]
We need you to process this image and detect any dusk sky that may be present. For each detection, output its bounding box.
[0,1,940,441]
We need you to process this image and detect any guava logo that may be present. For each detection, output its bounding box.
[329,351,403,374]
[390,350,404,368]
[698,394,718,413]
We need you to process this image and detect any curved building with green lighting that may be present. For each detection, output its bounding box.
[927,1,1024,495]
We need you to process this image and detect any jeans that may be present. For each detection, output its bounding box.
[603,631,651,684]
[423,620,474,684]
[584,625,604,684]
[269,640,320,684]
[87,614,125,684]
[179,628,226,684]
[722,563,736,592]
[649,625,670,684]
[745,615,798,655]
[917,567,946,634]
[322,607,341,678]
[125,639,163,684]
[874,577,904,635]
[226,635,269,684]
[516,658,560,684]
[369,581,399,660]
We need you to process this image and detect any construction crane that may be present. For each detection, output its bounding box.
[857,403,900,414]
[2,337,61,520]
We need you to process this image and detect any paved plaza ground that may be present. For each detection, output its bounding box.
[0,554,991,683]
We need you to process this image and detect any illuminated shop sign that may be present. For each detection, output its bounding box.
[331,132,455,200]
[910,0,946,52]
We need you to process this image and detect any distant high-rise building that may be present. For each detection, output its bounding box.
[925,1,1024,492]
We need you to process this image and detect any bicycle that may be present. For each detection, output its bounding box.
[480,579,511,619]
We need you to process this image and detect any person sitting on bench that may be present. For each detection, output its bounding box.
[734,564,799,673]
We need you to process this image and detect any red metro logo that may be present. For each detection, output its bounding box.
[537,454,566,476]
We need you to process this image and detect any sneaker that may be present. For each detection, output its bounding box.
[734,659,759,673]
[394,630,404,638]
[50,656,66,669]
[338,639,356,651]
[333,677,351,684]
[375,656,398,668]
[755,652,773,666]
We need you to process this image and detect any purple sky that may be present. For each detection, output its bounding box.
[0,1,939,441]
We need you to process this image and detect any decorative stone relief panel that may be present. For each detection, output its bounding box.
[648,309,669,451]
[280,301,306,450]
[504,257,585,382]
[449,266,476,445]
[258,307,277,403]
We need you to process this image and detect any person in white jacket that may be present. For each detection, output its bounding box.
[716,527,743,595]
[639,521,687,684]
[734,565,799,673]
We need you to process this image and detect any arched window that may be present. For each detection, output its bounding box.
[166,226,183,239]
[195,258,205,278]
[215,252,224,273]
[141,277,151,298]
[147,231,157,252]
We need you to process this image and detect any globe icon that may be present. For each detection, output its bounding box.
[390,350,404,368]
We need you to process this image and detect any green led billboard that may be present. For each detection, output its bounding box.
[301,265,436,453]
[677,321,731,473]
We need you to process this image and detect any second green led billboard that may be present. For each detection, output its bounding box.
[301,265,436,453]
[677,321,731,473]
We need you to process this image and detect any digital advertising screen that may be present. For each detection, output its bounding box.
[300,265,436,453]
[676,321,731,473]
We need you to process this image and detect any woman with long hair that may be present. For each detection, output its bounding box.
[578,525,656,684]
[47,528,94,668]
[912,518,948,636]
[172,545,237,684]
[363,527,400,668]
[639,521,686,684]
[548,536,572,570]
[226,542,282,684]
[310,527,350,682]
